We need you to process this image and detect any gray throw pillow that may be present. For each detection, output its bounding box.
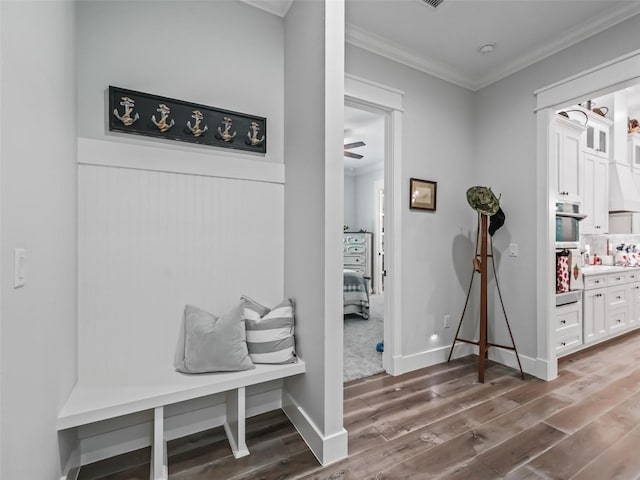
[174,303,255,373]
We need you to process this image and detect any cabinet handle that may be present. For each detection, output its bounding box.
[561,342,567,346]
[616,277,621,280]
[560,320,566,324]
[595,280,600,284]
[618,319,622,323]
[616,296,622,300]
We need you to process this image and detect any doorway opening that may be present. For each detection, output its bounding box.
[343,103,386,383]
[536,50,640,380]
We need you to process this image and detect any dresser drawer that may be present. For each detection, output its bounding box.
[584,275,607,290]
[344,266,365,275]
[344,234,366,244]
[344,254,365,265]
[345,245,366,254]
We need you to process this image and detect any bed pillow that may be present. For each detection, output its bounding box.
[241,296,296,364]
[174,303,255,373]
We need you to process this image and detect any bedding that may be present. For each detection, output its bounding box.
[343,269,370,319]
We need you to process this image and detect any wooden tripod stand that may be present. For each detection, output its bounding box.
[447,213,524,383]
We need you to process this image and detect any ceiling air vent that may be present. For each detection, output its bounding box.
[420,0,445,8]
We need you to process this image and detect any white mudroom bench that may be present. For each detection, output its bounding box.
[57,360,305,480]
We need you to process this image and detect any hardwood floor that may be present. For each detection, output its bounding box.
[78,330,640,479]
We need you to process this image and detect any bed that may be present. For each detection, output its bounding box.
[343,269,370,319]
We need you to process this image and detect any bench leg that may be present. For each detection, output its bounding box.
[224,387,249,458]
[151,406,168,480]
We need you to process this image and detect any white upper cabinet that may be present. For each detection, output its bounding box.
[553,115,586,204]
[580,107,612,159]
[582,153,609,234]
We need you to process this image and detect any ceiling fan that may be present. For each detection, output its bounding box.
[344,141,366,159]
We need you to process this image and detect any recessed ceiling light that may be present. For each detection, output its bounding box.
[479,43,496,54]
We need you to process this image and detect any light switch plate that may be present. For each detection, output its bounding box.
[14,248,26,288]
[509,243,518,257]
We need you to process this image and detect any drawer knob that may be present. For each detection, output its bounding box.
[560,320,566,324]
[561,342,566,346]
[595,280,600,284]
[617,296,622,300]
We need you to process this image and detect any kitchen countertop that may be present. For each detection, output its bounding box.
[581,265,640,276]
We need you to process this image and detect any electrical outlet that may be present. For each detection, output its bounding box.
[444,314,451,328]
[509,243,518,257]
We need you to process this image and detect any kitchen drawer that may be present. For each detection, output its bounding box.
[345,245,366,254]
[607,307,628,332]
[626,271,639,282]
[344,254,365,265]
[584,275,607,290]
[554,303,581,332]
[607,285,627,309]
[344,234,366,244]
[608,272,627,286]
[555,330,583,356]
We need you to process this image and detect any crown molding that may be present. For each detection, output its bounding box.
[473,3,640,90]
[239,0,294,17]
[345,23,474,91]
[347,4,640,92]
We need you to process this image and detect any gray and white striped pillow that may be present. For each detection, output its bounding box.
[241,296,296,364]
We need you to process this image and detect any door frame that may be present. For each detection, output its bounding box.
[373,178,384,294]
[345,73,404,374]
[535,49,640,380]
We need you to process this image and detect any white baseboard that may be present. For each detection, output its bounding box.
[487,346,538,377]
[391,343,474,376]
[281,391,348,466]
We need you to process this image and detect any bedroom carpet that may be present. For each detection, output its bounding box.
[343,293,384,382]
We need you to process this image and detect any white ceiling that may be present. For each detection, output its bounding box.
[242,0,640,170]
[243,0,640,92]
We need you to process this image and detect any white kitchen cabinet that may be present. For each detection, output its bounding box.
[607,284,628,333]
[554,302,583,357]
[553,115,585,203]
[582,108,612,159]
[627,281,640,328]
[609,212,640,234]
[628,134,640,170]
[583,286,608,344]
[582,153,609,234]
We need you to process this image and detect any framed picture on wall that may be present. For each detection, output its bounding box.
[409,178,437,211]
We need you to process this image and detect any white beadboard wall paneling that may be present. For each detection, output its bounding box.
[78,164,284,382]
[78,138,284,185]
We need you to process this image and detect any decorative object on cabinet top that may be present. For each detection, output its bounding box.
[108,86,267,154]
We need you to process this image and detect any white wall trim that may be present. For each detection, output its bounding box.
[78,137,284,184]
[534,48,640,112]
[392,344,473,376]
[487,348,539,378]
[281,390,348,466]
[344,74,403,377]
[239,0,293,18]
[535,49,640,381]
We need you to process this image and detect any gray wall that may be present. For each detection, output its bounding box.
[355,167,383,233]
[1,1,78,478]
[474,13,640,358]
[344,174,357,230]
[76,0,284,164]
[346,44,477,356]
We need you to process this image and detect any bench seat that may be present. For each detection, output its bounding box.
[58,360,305,479]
